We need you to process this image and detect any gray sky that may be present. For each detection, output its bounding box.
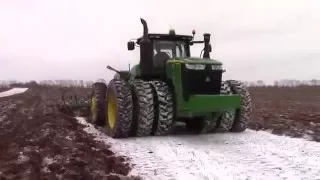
[0,0,319,84]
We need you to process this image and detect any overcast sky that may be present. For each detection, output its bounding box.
[0,0,319,84]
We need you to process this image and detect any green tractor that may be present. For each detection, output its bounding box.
[89,18,252,138]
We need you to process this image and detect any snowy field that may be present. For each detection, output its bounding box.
[77,117,320,180]
[0,88,29,98]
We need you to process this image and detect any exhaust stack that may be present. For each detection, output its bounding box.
[139,18,153,76]
[203,33,211,59]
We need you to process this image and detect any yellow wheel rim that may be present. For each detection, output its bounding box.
[91,96,97,122]
[107,91,117,129]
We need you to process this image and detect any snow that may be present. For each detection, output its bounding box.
[0,88,29,98]
[17,152,29,163]
[76,117,320,180]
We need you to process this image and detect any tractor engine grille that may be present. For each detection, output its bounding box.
[181,64,222,99]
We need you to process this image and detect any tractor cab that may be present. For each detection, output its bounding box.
[130,33,193,69]
[126,18,214,79]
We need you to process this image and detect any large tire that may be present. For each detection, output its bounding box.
[130,80,155,137]
[150,80,174,136]
[216,81,236,132]
[90,82,107,126]
[105,79,133,138]
[217,80,252,132]
[228,80,252,132]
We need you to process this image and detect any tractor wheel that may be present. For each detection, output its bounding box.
[216,81,235,132]
[228,80,252,132]
[130,80,155,137]
[89,82,107,126]
[105,79,133,138]
[150,80,175,136]
[217,80,252,132]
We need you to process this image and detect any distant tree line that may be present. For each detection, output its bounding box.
[1,79,319,88]
[0,80,95,88]
[244,79,320,87]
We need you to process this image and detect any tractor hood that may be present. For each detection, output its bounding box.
[167,57,222,65]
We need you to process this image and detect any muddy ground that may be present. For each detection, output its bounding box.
[0,86,140,180]
[0,85,319,180]
[249,86,320,142]
[0,87,11,93]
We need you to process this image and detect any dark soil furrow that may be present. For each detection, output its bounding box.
[0,86,140,180]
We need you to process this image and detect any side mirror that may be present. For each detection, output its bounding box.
[127,41,135,50]
[209,44,212,52]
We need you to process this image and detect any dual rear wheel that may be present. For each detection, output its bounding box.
[89,79,174,138]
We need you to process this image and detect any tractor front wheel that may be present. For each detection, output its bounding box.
[228,80,252,132]
[216,81,235,132]
[217,80,252,132]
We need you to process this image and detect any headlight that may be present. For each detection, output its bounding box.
[211,64,223,71]
[185,64,206,70]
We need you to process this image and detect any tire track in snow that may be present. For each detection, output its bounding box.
[76,117,320,180]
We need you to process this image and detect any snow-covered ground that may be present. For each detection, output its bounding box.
[0,88,29,98]
[76,117,320,180]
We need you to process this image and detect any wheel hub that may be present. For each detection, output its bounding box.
[107,92,117,129]
[91,96,97,122]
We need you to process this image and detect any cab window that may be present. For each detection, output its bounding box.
[153,40,187,68]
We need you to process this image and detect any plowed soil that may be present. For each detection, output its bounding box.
[0,87,10,93]
[249,86,320,142]
[0,86,140,180]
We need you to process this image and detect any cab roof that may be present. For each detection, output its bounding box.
[137,33,193,44]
